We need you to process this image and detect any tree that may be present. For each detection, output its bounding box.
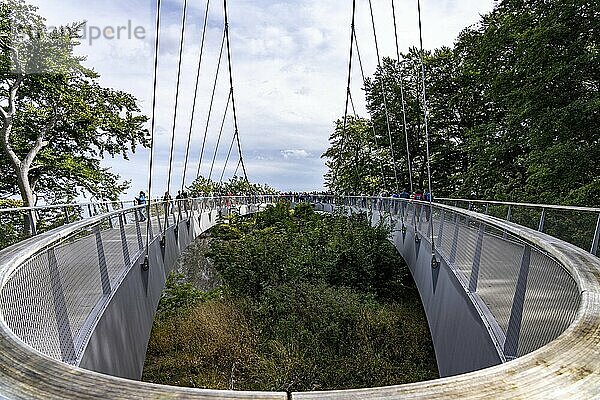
[187,175,277,197]
[322,116,385,195]
[324,0,599,205]
[0,0,148,209]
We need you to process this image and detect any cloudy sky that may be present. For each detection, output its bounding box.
[30,0,496,197]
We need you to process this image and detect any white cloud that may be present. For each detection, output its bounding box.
[27,0,496,195]
[281,149,311,159]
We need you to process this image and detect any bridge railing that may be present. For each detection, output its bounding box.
[0,195,277,366]
[0,194,598,398]
[436,197,600,256]
[0,200,136,250]
[305,195,582,362]
[0,195,282,251]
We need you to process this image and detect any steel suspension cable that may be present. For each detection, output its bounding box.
[208,89,232,180]
[233,158,241,177]
[223,0,249,184]
[219,130,236,183]
[196,27,226,178]
[340,0,361,194]
[166,0,189,194]
[144,0,162,263]
[348,89,358,117]
[181,0,211,191]
[353,28,388,191]
[417,0,438,266]
[368,0,399,194]
[392,0,414,194]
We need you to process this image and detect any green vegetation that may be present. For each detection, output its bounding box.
[324,0,599,206]
[187,175,277,197]
[1,0,148,207]
[143,202,438,391]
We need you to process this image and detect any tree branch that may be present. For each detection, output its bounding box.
[7,75,23,118]
[23,113,56,170]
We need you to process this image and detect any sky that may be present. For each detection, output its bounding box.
[30,0,497,198]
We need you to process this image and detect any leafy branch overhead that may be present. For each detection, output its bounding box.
[0,0,149,206]
[324,0,599,205]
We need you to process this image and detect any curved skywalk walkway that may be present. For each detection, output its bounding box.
[0,196,598,399]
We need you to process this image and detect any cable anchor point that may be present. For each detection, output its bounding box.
[142,255,150,271]
[431,254,440,269]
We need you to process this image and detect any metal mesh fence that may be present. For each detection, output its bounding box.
[0,197,270,365]
[336,196,582,362]
[518,249,580,356]
[437,198,600,256]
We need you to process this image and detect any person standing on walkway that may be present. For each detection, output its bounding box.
[414,189,424,221]
[163,191,172,215]
[135,191,147,221]
[424,189,432,221]
[399,188,410,215]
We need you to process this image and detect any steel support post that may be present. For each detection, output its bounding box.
[538,208,546,232]
[93,225,111,295]
[469,224,485,292]
[437,209,445,244]
[591,213,600,256]
[155,203,163,233]
[119,214,131,268]
[47,247,76,364]
[449,212,460,265]
[134,210,143,250]
[27,210,37,236]
[63,207,70,225]
[504,244,531,360]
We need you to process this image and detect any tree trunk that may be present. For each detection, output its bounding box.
[1,110,38,235]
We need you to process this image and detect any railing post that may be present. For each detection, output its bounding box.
[538,208,546,232]
[155,203,163,233]
[437,209,445,243]
[591,213,600,256]
[134,209,143,250]
[449,212,460,265]
[93,225,112,295]
[504,244,531,360]
[28,209,37,236]
[63,207,70,225]
[47,247,76,364]
[469,224,485,292]
[119,214,131,267]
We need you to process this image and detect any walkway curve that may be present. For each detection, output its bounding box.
[0,196,598,399]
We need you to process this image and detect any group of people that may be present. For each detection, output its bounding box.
[134,189,192,221]
[389,188,432,202]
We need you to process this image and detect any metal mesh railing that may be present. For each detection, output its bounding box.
[437,198,600,257]
[0,196,276,365]
[0,206,146,364]
[326,196,582,362]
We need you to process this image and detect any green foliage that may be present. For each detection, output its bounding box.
[324,0,599,205]
[144,299,256,389]
[156,273,223,318]
[187,175,277,197]
[144,204,437,391]
[0,199,25,249]
[0,0,149,204]
[292,201,315,221]
[208,203,411,302]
